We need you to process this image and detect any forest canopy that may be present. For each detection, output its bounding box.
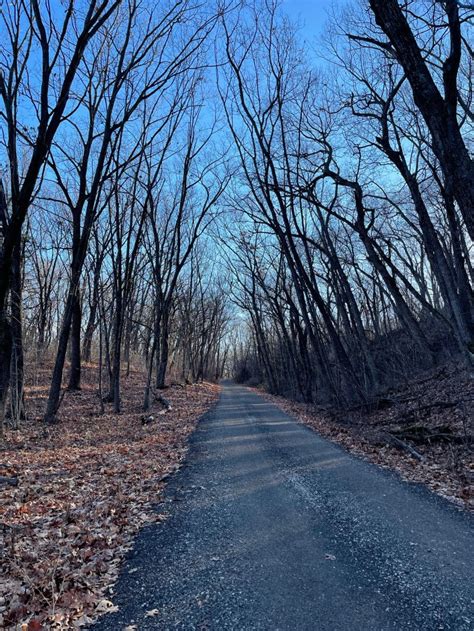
[0,0,472,426]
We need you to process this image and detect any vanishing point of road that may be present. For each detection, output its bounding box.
[94,381,474,630]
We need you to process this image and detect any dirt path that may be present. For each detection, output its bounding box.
[94,381,474,630]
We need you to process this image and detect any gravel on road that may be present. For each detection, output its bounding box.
[93,381,474,630]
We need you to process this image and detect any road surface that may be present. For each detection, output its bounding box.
[94,381,474,630]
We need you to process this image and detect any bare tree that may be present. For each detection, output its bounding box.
[367,0,474,240]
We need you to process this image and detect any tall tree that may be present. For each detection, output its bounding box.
[0,0,122,430]
[368,0,474,240]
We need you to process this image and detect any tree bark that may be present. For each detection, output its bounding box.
[0,315,12,437]
[369,0,474,240]
[67,291,82,390]
[156,315,170,390]
[44,277,78,423]
[9,239,25,425]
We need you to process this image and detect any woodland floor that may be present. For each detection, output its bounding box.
[1,365,472,630]
[258,363,473,511]
[0,364,220,630]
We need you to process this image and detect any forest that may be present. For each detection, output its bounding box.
[0,0,473,628]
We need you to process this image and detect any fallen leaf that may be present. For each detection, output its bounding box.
[0,376,220,628]
[96,599,119,613]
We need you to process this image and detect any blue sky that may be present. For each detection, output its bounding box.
[281,0,332,41]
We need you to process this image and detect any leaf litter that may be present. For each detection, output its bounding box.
[0,365,220,629]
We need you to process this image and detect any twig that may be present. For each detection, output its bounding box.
[383,431,425,461]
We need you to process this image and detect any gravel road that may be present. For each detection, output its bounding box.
[94,381,474,630]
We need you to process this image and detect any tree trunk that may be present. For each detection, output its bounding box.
[156,316,169,390]
[68,210,82,390]
[10,239,25,425]
[0,315,12,437]
[110,290,123,413]
[83,292,98,363]
[67,291,82,390]
[369,0,474,240]
[43,281,77,423]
